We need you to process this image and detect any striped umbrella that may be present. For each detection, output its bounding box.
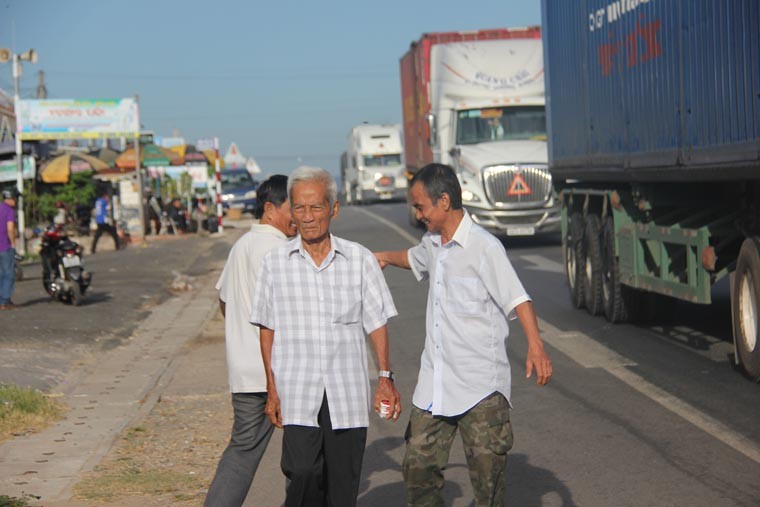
[40,153,109,183]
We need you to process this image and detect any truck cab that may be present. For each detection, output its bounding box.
[447,100,559,237]
[342,124,407,205]
[400,30,560,235]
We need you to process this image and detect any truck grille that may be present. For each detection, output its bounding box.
[483,164,551,207]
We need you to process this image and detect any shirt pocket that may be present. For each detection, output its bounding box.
[331,284,361,325]
[447,275,487,315]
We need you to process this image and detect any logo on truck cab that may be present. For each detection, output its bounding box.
[508,173,532,196]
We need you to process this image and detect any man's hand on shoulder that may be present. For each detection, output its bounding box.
[373,250,411,271]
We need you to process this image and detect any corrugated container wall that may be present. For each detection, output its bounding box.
[541,0,760,182]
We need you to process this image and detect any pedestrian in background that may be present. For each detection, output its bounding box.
[91,191,119,253]
[250,166,401,507]
[204,175,296,507]
[0,188,18,310]
[375,163,553,507]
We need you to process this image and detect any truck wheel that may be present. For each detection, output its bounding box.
[565,212,585,309]
[601,216,628,323]
[344,181,353,205]
[583,214,604,315]
[733,237,760,380]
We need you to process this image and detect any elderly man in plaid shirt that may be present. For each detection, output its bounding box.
[251,165,401,507]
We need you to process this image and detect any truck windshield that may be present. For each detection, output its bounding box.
[363,154,402,167]
[455,106,546,145]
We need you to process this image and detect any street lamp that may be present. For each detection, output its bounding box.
[12,48,37,255]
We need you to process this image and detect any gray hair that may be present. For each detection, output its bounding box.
[287,166,338,207]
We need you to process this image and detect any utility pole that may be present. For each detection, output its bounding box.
[12,49,37,255]
[36,70,47,99]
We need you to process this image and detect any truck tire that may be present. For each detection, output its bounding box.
[601,216,628,323]
[733,237,760,380]
[582,214,604,315]
[344,180,353,205]
[565,212,585,309]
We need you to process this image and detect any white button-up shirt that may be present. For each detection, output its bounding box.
[408,211,531,417]
[216,223,288,393]
[250,234,397,429]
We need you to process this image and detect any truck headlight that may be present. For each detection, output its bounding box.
[244,190,257,199]
[222,193,235,201]
[462,190,480,202]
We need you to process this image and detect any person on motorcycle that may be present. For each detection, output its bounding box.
[0,188,19,310]
[91,191,120,254]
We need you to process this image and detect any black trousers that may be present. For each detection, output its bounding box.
[282,393,367,507]
[92,223,119,253]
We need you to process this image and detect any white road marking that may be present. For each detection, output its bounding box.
[353,206,419,246]
[517,254,565,274]
[538,319,760,465]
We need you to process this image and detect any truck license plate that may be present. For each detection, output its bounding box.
[507,227,535,236]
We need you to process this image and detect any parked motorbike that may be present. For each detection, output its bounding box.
[40,226,92,306]
[14,252,23,281]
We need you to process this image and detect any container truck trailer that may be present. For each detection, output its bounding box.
[541,0,760,378]
[399,28,560,235]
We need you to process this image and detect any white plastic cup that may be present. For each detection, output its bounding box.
[379,400,391,418]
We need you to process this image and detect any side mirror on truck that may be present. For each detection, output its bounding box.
[449,146,461,158]
[426,113,437,147]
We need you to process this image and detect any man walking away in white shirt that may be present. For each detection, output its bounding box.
[251,166,401,507]
[375,163,553,507]
[204,175,296,507]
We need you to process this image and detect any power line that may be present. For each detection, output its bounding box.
[45,69,397,82]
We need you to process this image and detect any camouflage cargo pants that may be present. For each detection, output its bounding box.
[402,392,513,507]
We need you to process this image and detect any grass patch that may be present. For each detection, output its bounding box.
[0,384,65,443]
[76,465,202,501]
[0,495,37,507]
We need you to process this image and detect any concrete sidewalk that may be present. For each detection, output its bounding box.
[0,257,224,504]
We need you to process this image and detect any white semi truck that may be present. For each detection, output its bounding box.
[340,124,406,205]
[400,28,560,235]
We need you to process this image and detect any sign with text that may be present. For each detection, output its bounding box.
[16,98,139,140]
[0,156,35,183]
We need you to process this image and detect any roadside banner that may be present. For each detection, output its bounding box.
[0,156,35,183]
[16,98,140,140]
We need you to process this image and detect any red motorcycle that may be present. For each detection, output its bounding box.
[40,226,92,306]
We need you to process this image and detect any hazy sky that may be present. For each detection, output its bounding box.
[1,0,540,176]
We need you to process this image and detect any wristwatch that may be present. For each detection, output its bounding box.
[378,370,396,382]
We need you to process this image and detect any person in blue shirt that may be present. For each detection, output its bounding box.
[91,191,120,254]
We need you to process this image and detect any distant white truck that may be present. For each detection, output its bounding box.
[341,124,406,204]
[400,28,560,235]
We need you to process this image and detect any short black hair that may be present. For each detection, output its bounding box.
[254,174,289,219]
[410,163,462,210]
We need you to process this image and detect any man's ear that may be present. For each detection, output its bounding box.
[440,192,451,211]
[263,201,275,215]
[331,200,340,219]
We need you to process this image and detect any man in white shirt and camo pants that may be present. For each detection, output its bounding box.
[375,163,553,507]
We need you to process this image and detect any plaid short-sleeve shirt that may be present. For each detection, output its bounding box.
[250,234,397,429]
